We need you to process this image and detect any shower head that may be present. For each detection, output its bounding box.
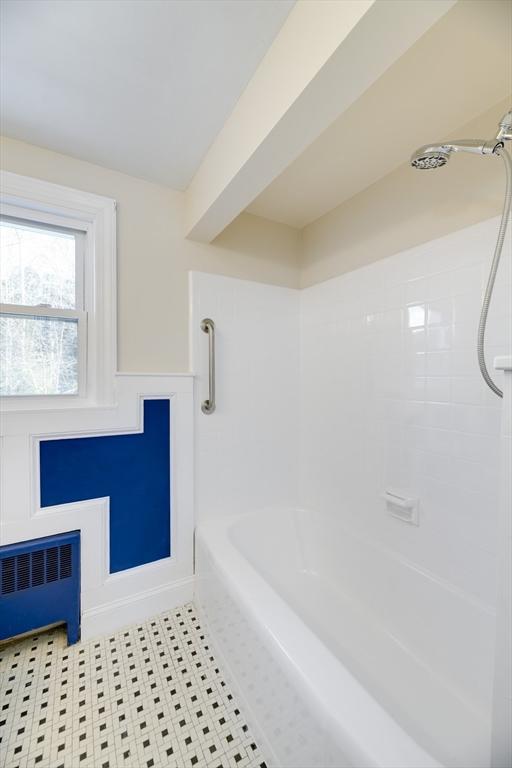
[411,148,450,170]
[411,110,511,169]
[410,139,504,170]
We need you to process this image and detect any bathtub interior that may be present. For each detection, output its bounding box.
[228,508,495,768]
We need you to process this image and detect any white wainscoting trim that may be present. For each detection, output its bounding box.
[0,374,194,641]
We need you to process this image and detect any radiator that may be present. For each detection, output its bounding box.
[0,531,80,645]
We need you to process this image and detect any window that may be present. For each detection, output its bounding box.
[0,216,86,397]
[0,171,116,410]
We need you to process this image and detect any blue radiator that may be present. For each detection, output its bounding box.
[0,531,80,645]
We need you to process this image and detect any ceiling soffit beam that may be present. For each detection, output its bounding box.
[184,0,455,243]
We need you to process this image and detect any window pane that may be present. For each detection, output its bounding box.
[0,219,76,309]
[0,314,79,396]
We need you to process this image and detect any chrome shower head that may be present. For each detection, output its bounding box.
[410,115,512,171]
[411,148,450,170]
[411,111,511,170]
[411,138,504,170]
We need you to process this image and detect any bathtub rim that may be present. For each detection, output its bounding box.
[195,509,442,768]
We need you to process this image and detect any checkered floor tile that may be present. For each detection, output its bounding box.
[0,603,268,768]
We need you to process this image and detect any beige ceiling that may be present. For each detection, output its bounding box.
[247,0,512,229]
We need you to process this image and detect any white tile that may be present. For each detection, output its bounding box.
[426,350,451,377]
[452,323,476,349]
[405,278,428,306]
[451,376,483,405]
[427,299,452,327]
[402,376,425,401]
[450,347,477,377]
[450,263,484,297]
[451,404,502,436]
[404,327,426,354]
[427,325,452,351]
[424,402,453,430]
[425,377,450,403]
[425,271,452,301]
[452,293,480,325]
[406,303,426,329]
[451,431,500,465]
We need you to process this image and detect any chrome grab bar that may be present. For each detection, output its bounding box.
[200,318,215,414]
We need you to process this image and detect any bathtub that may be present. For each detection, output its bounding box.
[195,508,495,768]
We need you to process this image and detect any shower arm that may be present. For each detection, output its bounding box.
[418,138,504,158]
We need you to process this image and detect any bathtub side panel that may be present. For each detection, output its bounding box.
[194,535,349,768]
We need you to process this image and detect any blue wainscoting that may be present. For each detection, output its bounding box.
[39,399,171,573]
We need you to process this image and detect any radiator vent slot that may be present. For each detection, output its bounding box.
[32,550,45,587]
[60,544,72,579]
[1,557,15,595]
[0,542,74,596]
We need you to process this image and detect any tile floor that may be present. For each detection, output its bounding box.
[0,603,268,768]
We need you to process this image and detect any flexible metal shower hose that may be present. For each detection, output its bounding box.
[477,147,512,398]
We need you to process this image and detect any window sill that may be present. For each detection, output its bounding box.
[0,394,113,414]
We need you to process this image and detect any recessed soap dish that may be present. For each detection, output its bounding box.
[382,489,419,525]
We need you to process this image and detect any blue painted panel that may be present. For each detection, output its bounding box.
[40,399,171,573]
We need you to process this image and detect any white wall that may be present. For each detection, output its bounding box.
[299,216,511,609]
[190,272,300,521]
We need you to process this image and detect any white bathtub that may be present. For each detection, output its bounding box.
[195,508,495,768]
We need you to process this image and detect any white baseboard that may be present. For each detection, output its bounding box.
[81,575,195,641]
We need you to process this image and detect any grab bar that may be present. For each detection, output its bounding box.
[200,318,216,414]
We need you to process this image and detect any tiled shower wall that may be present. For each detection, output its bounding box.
[191,216,511,610]
[191,272,300,522]
[299,216,511,610]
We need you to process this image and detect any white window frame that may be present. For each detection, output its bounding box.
[0,171,117,411]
